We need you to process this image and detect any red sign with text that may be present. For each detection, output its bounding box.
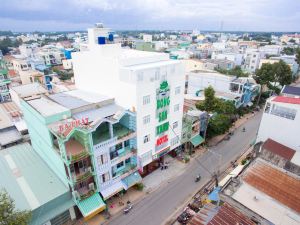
[59,117,89,133]
[156,134,168,146]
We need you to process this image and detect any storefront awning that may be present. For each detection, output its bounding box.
[100,181,124,200]
[77,193,106,220]
[122,172,142,190]
[190,134,204,147]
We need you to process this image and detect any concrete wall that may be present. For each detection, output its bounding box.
[257,99,300,151]
[21,100,71,186]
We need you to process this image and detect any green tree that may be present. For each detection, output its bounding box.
[206,114,231,138]
[273,60,292,88]
[196,86,217,112]
[0,189,31,225]
[215,99,236,115]
[254,63,275,105]
[281,47,295,55]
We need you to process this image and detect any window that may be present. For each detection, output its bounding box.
[170,137,179,146]
[173,121,178,129]
[125,158,131,164]
[100,172,110,183]
[174,104,180,112]
[124,140,130,147]
[143,115,150,124]
[143,95,150,105]
[97,154,108,166]
[270,104,297,120]
[117,161,124,169]
[144,134,150,143]
[175,86,181,95]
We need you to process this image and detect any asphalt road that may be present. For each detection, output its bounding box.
[108,112,263,225]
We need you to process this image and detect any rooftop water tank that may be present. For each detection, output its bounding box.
[98,36,106,45]
[108,33,114,42]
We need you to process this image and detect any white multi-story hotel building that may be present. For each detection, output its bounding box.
[72,24,185,174]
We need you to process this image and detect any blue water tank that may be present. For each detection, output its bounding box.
[98,36,106,45]
[64,50,72,59]
[108,33,114,42]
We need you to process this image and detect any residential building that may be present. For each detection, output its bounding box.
[143,34,153,42]
[211,52,243,66]
[202,58,235,70]
[21,89,142,219]
[0,59,11,102]
[258,45,282,56]
[243,49,261,73]
[187,70,259,107]
[0,143,76,225]
[72,24,185,175]
[258,138,300,175]
[257,94,300,151]
[180,110,207,154]
[222,159,300,225]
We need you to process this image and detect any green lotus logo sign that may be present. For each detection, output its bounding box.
[160,81,169,91]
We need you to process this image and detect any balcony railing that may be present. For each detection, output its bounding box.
[66,150,89,163]
[112,164,137,179]
[73,183,96,201]
[71,167,94,183]
[110,147,137,165]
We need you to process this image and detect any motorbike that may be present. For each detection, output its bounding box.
[195,175,201,182]
[123,201,133,214]
[242,127,246,132]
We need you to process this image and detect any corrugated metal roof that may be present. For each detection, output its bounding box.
[0,143,70,211]
[73,103,124,122]
[189,203,255,225]
[49,90,111,110]
[272,96,300,105]
[0,127,22,146]
[77,193,105,217]
[262,138,296,160]
[0,101,22,118]
[243,160,300,214]
[281,85,300,97]
[28,97,69,117]
[0,106,13,129]
[11,83,48,98]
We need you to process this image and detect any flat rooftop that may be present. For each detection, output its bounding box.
[122,58,179,71]
[10,83,48,98]
[27,96,69,117]
[49,89,112,110]
[0,105,14,129]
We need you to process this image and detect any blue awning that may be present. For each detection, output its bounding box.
[121,172,142,190]
[208,187,221,202]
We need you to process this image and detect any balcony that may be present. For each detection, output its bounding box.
[71,167,94,183]
[73,177,96,201]
[110,147,137,165]
[112,163,137,179]
[93,122,135,146]
[65,139,89,163]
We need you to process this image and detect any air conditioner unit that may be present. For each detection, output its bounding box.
[89,183,95,191]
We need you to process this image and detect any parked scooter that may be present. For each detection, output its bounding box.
[123,201,133,214]
[195,175,201,183]
[242,127,246,132]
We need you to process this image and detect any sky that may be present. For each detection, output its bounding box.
[0,0,299,32]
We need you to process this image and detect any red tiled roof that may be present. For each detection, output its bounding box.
[262,138,295,160]
[272,96,300,105]
[243,160,300,214]
[189,203,255,225]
